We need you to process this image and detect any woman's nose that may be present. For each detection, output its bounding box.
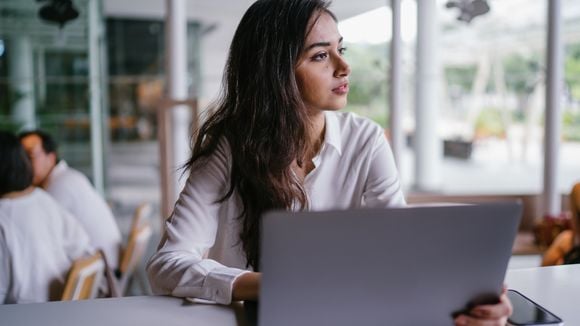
[334,56,351,78]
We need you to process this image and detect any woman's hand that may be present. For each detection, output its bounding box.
[454,287,513,326]
[232,272,261,301]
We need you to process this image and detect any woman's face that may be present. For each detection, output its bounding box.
[295,12,351,114]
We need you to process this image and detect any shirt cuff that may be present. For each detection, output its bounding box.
[204,267,250,304]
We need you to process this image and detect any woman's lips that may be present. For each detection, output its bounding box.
[332,83,349,95]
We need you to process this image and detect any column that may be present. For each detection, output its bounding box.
[543,0,563,217]
[389,0,404,170]
[161,0,191,217]
[8,36,36,130]
[414,0,442,191]
[88,0,106,194]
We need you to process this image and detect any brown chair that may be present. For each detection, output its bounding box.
[116,203,154,295]
[61,252,105,301]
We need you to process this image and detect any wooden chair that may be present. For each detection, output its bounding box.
[62,252,105,301]
[116,203,154,295]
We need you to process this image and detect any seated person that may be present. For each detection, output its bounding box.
[0,131,92,304]
[542,182,580,266]
[19,130,122,270]
[147,1,512,325]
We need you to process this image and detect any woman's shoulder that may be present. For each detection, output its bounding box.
[187,137,232,184]
[0,189,61,224]
[552,229,575,250]
[326,111,385,144]
[329,111,381,129]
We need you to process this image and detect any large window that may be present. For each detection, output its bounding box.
[106,18,201,141]
[0,0,97,177]
[339,0,580,195]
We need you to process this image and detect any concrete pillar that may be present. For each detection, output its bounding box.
[88,0,106,194]
[389,0,403,170]
[414,0,442,191]
[161,0,191,217]
[543,0,563,217]
[8,36,36,130]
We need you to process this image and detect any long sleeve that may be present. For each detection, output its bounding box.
[147,141,249,304]
[44,162,123,270]
[362,128,406,208]
[58,206,93,260]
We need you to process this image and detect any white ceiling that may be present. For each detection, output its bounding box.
[103,0,387,22]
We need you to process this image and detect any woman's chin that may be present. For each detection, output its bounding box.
[326,101,348,111]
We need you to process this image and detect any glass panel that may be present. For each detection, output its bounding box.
[339,0,580,195]
[562,39,580,194]
[0,0,95,177]
[105,17,202,222]
[106,18,201,141]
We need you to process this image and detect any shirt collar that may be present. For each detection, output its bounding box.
[323,111,342,156]
[44,160,68,188]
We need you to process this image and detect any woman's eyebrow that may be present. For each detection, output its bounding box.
[305,36,343,51]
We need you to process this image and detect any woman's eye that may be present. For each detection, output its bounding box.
[312,52,328,61]
[338,47,347,55]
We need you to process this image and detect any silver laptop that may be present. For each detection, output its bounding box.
[259,203,521,326]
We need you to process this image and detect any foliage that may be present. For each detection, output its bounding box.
[0,120,24,133]
[565,43,580,101]
[345,102,388,128]
[341,42,389,128]
[445,65,477,93]
[502,53,542,94]
[474,107,506,139]
[563,109,580,142]
[343,42,388,107]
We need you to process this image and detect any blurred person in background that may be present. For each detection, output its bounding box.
[542,183,580,266]
[19,130,122,271]
[0,131,92,304]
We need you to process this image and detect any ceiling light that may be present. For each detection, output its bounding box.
[446,0,490,24]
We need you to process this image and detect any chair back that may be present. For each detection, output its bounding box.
[62,252,105,301]
[128,203,153,239]
[117,203,154,293]
[119,222,153,276]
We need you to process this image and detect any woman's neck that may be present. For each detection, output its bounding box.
[292,111,326,180]
[307,111,326,155]
[1,186,35,199]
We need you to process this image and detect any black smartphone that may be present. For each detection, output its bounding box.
[507,289,563,325]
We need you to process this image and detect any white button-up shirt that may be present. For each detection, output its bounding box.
[147,111,406,304]
[44,161,122,270]
[0,189,92,303]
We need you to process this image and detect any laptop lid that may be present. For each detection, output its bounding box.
[259,203,521,326]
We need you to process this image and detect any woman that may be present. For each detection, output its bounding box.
[542,182,580,266]
[0,131,92,303]
[147,0,511,324]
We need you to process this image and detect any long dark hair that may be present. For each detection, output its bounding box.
[0,131,33,196]
[184,0,333,269]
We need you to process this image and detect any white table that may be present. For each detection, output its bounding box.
[1,265,579,325]
[0,295,247,326]
[505,264,580,325]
